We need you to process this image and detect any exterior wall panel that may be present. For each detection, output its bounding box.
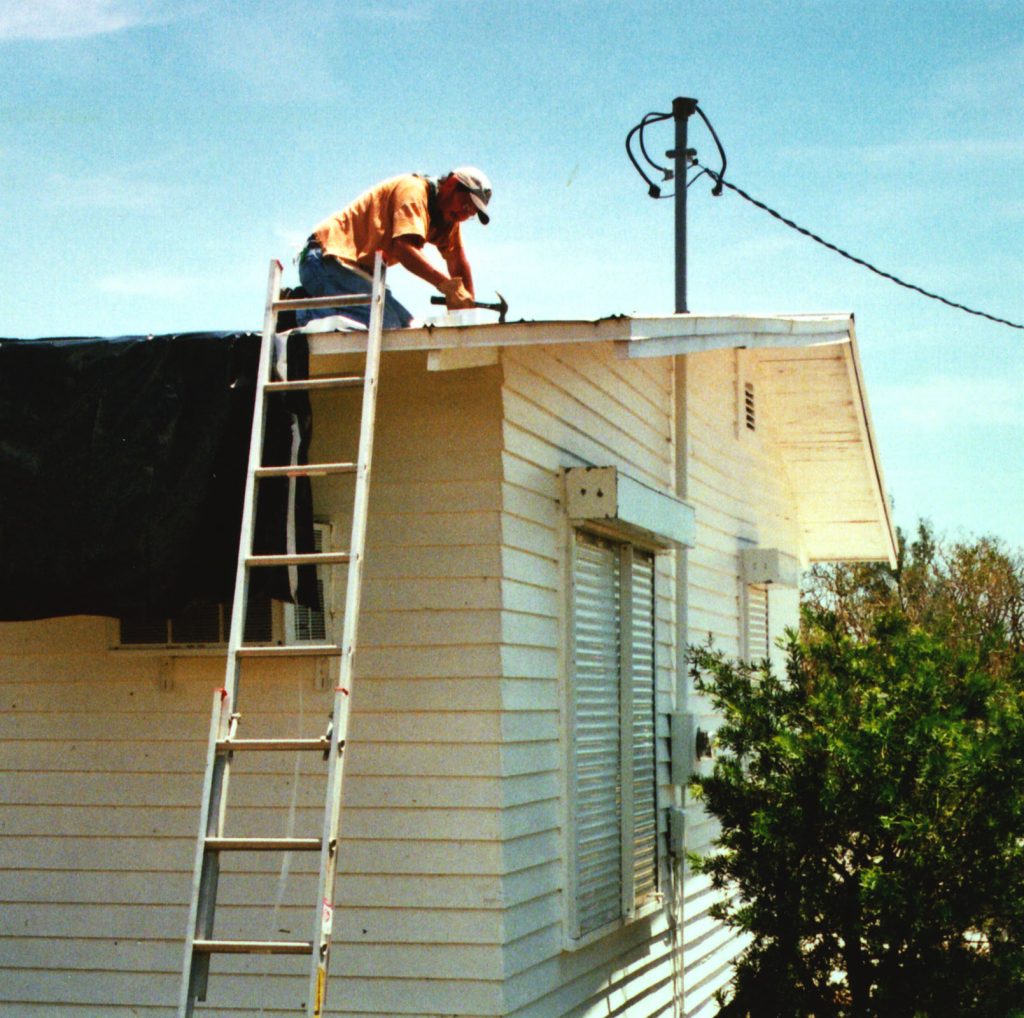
[498,342,678,1018]
[681,349,802,1018]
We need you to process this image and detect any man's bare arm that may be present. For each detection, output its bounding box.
[390,236,451,290]
[444,237,475,298]
[390,236,474,309]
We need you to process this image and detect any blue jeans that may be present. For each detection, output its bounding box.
[297,247,413,329]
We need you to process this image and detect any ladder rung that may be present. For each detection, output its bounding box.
[193,939,314,956]
[216,736,331,751]
[246,552,350,567]
[205,837,322,852]
[254,462,356,479]
[237,645,342,659]
[265,376,365,393]
[273,294,371,311]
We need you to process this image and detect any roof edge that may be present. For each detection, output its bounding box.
[841,321,899,567]
[301,312,856,357]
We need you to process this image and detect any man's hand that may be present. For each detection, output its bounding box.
[438,276,475,310]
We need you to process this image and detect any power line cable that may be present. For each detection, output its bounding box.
[625,111,672,198]
[693,158,1024,331]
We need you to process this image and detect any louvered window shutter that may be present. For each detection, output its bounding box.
[571,533,659,937]
[571,534,622,936]
[746,583,770,661]
[628,550,658,907]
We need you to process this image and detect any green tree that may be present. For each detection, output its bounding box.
[690,526,1024,1017]
[804,521,1023,670]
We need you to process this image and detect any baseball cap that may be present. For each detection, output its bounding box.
[451,166,492,225]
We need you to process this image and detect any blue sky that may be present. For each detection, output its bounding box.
[2,0,1021,548]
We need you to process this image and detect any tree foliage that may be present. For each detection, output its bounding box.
[689,524,1024,1017]
[804,520,1024,670]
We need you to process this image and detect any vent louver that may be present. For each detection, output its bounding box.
[744,381,756,431]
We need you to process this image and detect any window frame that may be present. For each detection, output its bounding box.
[112,522,333,653]
[111,593,276,654]
[739,545,803,675]
[564,526,663,947]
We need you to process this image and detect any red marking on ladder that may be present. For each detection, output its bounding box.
[335,687,350,696]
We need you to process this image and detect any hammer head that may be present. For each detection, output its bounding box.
[492,292,508,324]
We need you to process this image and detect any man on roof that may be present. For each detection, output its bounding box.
[296,167,492,329]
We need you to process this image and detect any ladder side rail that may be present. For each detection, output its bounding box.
[178,259,282,1017]
[306,251,387,1018]
[223,258,286,709]
[177,692,231,1018]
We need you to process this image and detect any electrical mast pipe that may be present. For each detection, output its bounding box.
[670,96,698,314]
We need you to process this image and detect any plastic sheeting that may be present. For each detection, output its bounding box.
[0,331,317,621]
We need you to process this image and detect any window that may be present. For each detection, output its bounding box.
[117,591,273,648]
[117,524,331,650]
[568,530,659,940]
[739,547,801,674]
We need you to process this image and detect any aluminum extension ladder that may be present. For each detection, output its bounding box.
[177,253,387,1017]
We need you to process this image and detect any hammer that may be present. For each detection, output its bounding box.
[430,291,508,324]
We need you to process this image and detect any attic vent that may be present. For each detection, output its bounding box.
[744,381,756,431]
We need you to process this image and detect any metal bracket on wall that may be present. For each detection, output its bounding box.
[157,656,175,692]
[670,710,716,787]
[668,806,686,857]
[313,658,330,691]
[670,711,694,785]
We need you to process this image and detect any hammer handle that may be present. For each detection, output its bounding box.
[431,296,495,311]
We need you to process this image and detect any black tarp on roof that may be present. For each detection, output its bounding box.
[0,331,316,621]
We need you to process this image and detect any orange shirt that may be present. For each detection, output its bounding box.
[311,175,461,273]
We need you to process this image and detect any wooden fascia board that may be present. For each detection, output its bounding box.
[627,312,852,340]
[614,330,851,359]
[301,308,896,566]
[305,317,630,355]
[838,322,898,567]
[615,314,853,359]
[302,313,854,358]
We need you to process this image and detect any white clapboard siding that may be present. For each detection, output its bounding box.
[499,342,677,1017]
[681,349,804,1015]
[504,914,679,1016]
[0,351,512,1015]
